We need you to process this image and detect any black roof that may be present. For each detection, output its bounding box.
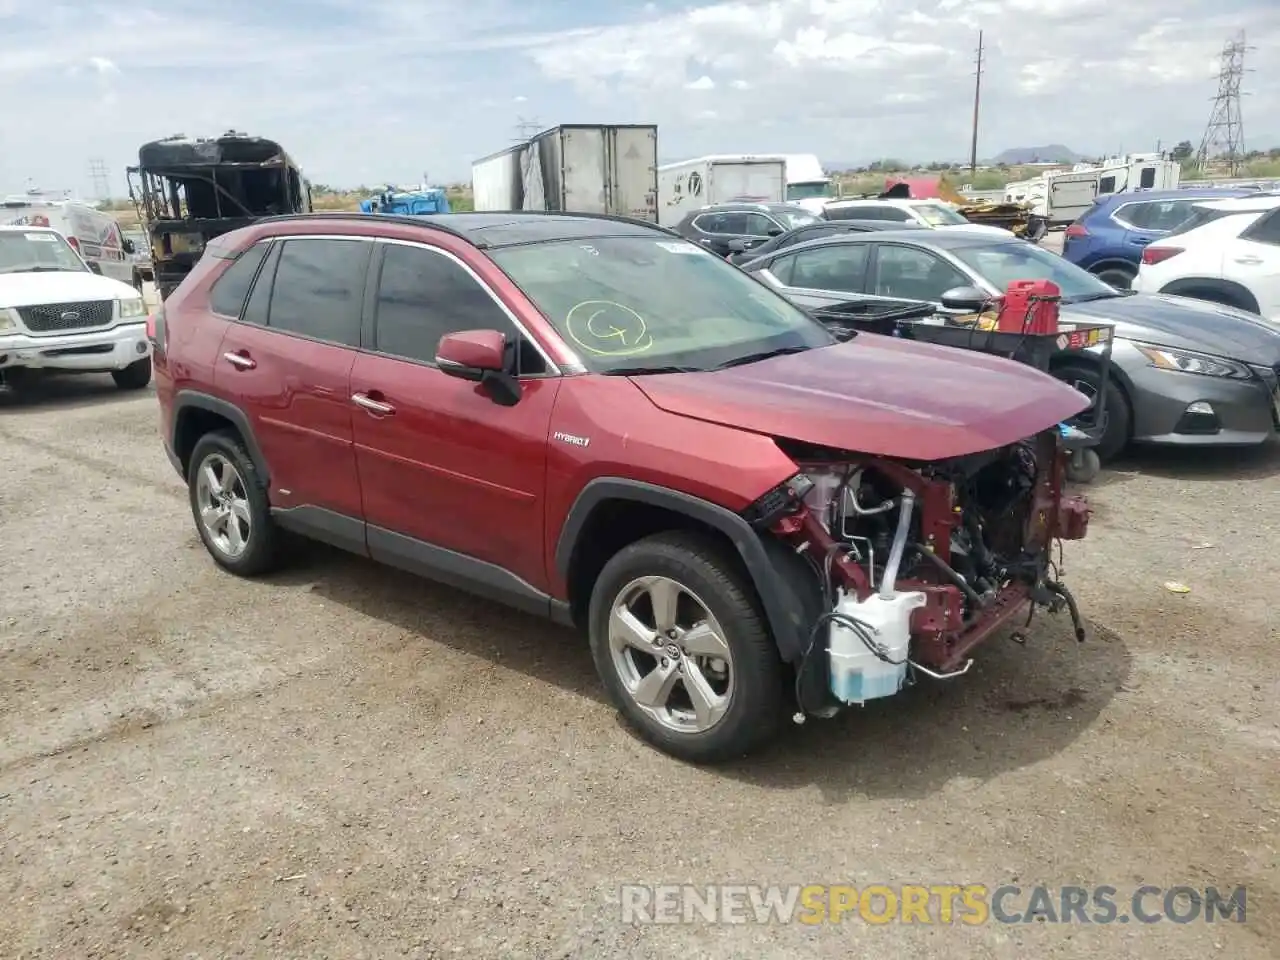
[255,210,677,249]
[138,133,296,169]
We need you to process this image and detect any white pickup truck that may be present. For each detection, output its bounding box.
[0,225,152,391]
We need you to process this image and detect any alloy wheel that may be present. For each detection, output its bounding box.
[607,575,734,734]
[194,453,253,559]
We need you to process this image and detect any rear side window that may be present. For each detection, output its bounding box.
[209,242,268,317]
[1165,207,1236,238]
[1117,200,1199,232]
[266,238,371,347]
[1242,209,1280,246]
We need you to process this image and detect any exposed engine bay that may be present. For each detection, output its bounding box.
[761,429,1091,717]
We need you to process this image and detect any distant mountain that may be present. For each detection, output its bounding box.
[991,145,1083,165]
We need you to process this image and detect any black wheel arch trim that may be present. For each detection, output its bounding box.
[172,390,270,484]
[1158,278,1260,313]
[555,477,812,662]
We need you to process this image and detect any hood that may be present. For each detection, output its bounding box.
[0,270,139,309]
[1063,293,1280,365]
[629,335,1091,461]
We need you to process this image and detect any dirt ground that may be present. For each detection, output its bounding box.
[1,376,1277,960]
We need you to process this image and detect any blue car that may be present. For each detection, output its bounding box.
[1061,188,1255,290]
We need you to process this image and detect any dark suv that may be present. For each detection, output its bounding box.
[152,212,1092,762]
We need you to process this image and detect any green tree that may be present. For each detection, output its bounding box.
[1171,140,1194,161]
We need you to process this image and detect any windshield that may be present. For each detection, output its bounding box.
[949,241,1120,302]
[914,203,969,227]
[787,181,832,201]
[490,236,835,373]
[777,209,823,229]
[0,230,87,275]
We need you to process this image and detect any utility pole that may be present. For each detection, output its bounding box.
[1196,30,1252,176]
[512,116,541,142]
[88,158,111,201]
[969,31,984,176]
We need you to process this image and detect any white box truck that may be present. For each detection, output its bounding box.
[1004,154,1181,225]
[471,124,658,222]
[656,155,787,227]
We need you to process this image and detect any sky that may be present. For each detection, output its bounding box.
[1,0,1278,196]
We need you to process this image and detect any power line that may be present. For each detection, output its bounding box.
[969,30,984,175]
[88,158,111,200]
[512,116,541,142]
[1196,30,1253,176]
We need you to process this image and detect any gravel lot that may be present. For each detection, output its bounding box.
[1,374,1278,960]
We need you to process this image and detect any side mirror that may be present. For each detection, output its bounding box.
[727,238,748,252]
[86,261,103,275]
[122,238,136,255]
[939,285,990,313]
[766,227,784,237]
[436,329,521,406]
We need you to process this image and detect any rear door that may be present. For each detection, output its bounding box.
[214,236,370,543]
[349,240,560,591]
[756,242,874,309]
[609,126,659,221]
[1231,209,1280,319]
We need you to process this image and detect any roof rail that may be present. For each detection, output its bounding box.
[252,210,473,242]
[252,209,680,242]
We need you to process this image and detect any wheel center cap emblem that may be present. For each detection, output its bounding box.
[665,643,680,658]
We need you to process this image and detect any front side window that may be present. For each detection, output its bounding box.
[0,230,87,275]
[787,182,832,201]
[373,244,544,373]
[948,240,1120,302]
[266,238,370,347]
[742,213,781,237]
[490,236,834,373]
[872,245,969,301]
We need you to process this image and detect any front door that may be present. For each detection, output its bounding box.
[350,240,561,594]
[214,236,370,544]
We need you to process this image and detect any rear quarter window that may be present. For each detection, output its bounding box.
[209,242,269,317]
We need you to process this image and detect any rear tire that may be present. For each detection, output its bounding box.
[187,430,281,577]
[587,531,787,763]
[1054,359,1131,463]
[112,358,152,390]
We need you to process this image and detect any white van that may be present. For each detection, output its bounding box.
[1,194,145,291]
[0,225,153,390]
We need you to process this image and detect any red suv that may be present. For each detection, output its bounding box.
[151,211,1092,762]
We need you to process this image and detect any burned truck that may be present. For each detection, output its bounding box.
[127,131,311,300]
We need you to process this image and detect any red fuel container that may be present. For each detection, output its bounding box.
[996,279,1061,334]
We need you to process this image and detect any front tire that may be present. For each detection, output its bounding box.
[112,358,152,390]
[1054,359,1132,463]
[187,430,281,577]
[588,531,787,763]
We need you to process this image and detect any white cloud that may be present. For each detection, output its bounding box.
[0,0,1277,193]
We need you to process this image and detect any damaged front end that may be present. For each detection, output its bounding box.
[747,428,1091,719]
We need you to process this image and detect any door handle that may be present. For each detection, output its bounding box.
[222,351,255,370]
[1127,237,1152,246]
[352,392,395,415]
[1233,256,1263,265]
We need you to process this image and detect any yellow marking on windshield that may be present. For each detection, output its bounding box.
[565,300,655,356]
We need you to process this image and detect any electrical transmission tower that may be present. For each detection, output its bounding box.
[512,116,541,142]
[88,158,111,200]
[1196,31,1253,176]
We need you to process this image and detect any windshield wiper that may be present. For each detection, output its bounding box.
[16,266,80,273]
[604,365,705,376]
[1067,290,1133,303]
[713,345,812,370]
